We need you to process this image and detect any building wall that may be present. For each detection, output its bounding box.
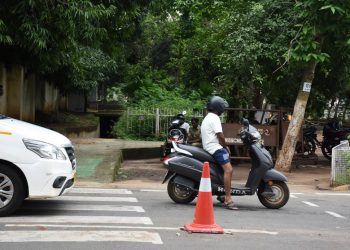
[6,65,24,119]
[0,65,63,122]
[67,93,85,112]
[43,82,59,113]
[0,64,6,114]
[21,74,36,122]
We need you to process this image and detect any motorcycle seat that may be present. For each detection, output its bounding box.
[178,144,217,164]
[303,125,316,135]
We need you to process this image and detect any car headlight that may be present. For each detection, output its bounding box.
[23,139,67,160]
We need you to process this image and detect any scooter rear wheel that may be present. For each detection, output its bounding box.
[257,181,289,209]
[167,178,197,204]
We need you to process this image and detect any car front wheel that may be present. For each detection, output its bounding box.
[0,164,25,216]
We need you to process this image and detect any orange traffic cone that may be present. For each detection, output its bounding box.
[184,161,224,234]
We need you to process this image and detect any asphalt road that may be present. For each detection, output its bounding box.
[0,187,349,250]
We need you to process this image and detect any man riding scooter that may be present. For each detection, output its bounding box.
[162,97,289,210]
[201,96,237,210]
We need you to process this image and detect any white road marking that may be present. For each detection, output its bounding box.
[5,224,180,230]
[291,193,304,195]
[302,201,319,207]
[290,194,298,199]
[0,231,162,244]
[21,204,145,213]
[5,224,278,235]
[69,188,132,195]
[140,189,165,192]
[316,193,350,196]
[53,196,138,202]
[1,216,153,225]
[325,211,346,219]
[224,229,278,235]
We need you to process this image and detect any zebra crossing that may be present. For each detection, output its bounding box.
[0,187,163,245]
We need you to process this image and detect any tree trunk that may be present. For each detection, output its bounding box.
[342,101,348,122]
[275,60,318,172]
[327,98,335,119]
[334,99,339,119]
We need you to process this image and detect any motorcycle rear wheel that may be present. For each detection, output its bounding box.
[296,138,316,155]
[321,142,332,160]
[257,181,289,209]
[304,139,316,155]
[167,177,197,204]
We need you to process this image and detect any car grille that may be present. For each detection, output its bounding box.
[64,147,76,170]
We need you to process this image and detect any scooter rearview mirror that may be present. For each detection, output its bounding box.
[242,118,250,129]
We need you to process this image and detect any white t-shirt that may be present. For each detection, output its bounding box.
[201,112,223,154]
[180,122,190,134]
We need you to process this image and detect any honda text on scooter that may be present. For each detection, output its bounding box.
[162,119,289,209]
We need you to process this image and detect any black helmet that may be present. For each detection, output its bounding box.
[207,96,229,115]
[176,113,185,120]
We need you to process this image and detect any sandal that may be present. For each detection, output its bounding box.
[216,195,225,203]
[224,201,238,210]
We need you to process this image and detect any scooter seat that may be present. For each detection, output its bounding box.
[178,144,217,164]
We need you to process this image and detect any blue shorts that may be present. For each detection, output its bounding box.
[212,148,230,165]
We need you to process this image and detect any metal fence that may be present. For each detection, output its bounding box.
[331,140,350,186]
[125,107,205,138]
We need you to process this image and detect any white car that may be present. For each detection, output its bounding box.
[0,114,76,216]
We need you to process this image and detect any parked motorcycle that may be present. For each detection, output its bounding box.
[296,123,320,156]
[296,121,350,160]
[162,119,290,209]
[321,121,350,160]
[162,111,189,160]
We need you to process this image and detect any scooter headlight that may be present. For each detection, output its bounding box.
[250,131,261,141]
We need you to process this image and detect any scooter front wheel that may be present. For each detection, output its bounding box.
[167,178,197,204]
[257,181,289,209]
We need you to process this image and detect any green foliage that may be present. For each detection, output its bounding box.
[37,112,99,128]
[106,87,128,104]
[1,0,350,124]
[112,84,206,140]
[290,0,350,63]
[68,46,117,91]
[334,151,350,186]
[0,0,149,91]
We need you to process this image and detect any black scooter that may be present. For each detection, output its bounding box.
[162,119,289,209]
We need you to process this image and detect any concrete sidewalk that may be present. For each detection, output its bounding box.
[71,138,349,192]
[71,138,163,183]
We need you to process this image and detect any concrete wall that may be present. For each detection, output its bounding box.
[43,82,59,113]
[1,64,91,125]
[0,65,63,121]
[21,74,36,122]
[67,93,85,112]
[6,65,24,119]
[0,64,6,114]
[35,80,60,115]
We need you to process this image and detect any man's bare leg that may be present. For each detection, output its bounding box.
[222,162,233,204]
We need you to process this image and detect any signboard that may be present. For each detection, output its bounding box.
[303,82,312,92]
[222,123,278,146]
